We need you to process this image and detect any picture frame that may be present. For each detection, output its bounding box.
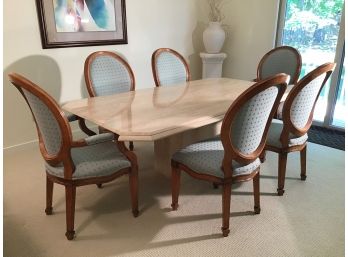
[36,0,127,49]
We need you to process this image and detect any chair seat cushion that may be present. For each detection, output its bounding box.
[172,139,260,178]
[45,142,131,180]
[266,119,308,148]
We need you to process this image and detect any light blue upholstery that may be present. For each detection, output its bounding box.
[266,119,308,148]
[172,140,261,178]
[173,85,281,177]
[90,55,132,96]
[22,89,62,155]
[260,48,299,84]
[65,113,78,122]
[155,52,187,86]
[290,73,326,129]
[230,86,279,154]
[84,133,115,145]
[45,141,131,179]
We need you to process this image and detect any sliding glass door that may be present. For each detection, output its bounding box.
[277,0,345,129]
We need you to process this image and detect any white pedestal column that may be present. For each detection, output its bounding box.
[200,52,227,79]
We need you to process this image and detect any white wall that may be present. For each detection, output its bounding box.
[3,0,279,148]
[220,0,280,80]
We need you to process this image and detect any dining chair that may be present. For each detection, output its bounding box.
[256,46,302,119]
[171,74,289,237]
[151,48,191,87]
[84,51,135,150]
[261,62,336,196]
[8,73,139,240]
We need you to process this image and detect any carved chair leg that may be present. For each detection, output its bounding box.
[45,176,54,215]
[300,145,307,181]
[277,153,288,196]
[260,150,267,163]
[129,168,139,217]
[171,166,181,211]
[213,183,219,189]
[253,172,261,214]
[129,141,134,151]
[221,184,231,237]
[65,185,76,240]
[97,184,103,188]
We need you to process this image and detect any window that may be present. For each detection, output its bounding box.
[277,0,345,129]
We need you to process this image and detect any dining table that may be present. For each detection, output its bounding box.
[62,78,292,175]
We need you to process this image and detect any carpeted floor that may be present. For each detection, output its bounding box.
[4,141,345,257]
[308,125,345,151]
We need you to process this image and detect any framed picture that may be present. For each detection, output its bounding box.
[36,0,127,48]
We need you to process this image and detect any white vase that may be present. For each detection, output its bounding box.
[203,22,226,54]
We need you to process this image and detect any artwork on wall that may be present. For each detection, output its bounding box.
[36,0,127,48]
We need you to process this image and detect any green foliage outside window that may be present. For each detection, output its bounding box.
[283,0,343,51]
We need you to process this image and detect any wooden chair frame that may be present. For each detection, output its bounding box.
[171,74,289,237]
[84,51,136,150]
[8,73,139,240]
[151,48,191,87]
[263,62,336,196]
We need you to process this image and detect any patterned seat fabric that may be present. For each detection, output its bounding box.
[229,86,280,155]
[45,141,131,180]
[266,119,308,148]
[90,55,132,96]
[156,52,187,86]
[173,140,261,178]
[173,85,281,177]
[22,89,62,156]
[266,73,326,148]
[290,73,326,129]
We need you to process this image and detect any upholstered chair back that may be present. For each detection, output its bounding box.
[8,73,71,159]
[22,89,62,155]
[84,51,135,97]
[257,46,302,85]
[152,48,190,87]
[221,74,288,165]
[283,62,335,133]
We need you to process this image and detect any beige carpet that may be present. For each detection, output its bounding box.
[4,141,345,257]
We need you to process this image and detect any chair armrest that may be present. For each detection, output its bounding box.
[71,133,115,147]
[85,133,115,145]
[78,119,96,136]
[65,113,79,122]
[64,112,96,136]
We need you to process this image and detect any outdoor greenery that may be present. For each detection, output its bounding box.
[283,0,344,51]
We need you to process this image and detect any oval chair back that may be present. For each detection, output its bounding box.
[151,48,190,87]
[221,74,289,176]
[8,73,72,166]
[280,62,336,144]
[84,51,135,97]
[257,46,302,85]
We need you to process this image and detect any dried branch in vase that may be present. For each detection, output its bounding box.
[208,0,226,22]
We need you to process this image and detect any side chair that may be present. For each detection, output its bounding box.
[256,46,302,119]
[84,51,135,151]
[262,62,336,196]
[170,74,289,237]
[8,73,139,240]
[151,48,191,87]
